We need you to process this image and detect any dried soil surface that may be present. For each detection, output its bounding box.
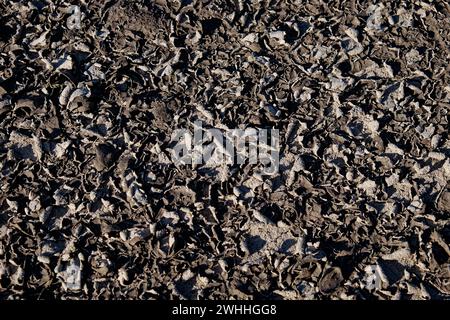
[0,0,450,299]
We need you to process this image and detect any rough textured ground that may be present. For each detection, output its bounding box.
[0,0,449,299]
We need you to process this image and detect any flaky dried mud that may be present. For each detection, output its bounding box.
[0,0,449,300]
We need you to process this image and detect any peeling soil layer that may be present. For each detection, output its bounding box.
[0,0,450,299]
